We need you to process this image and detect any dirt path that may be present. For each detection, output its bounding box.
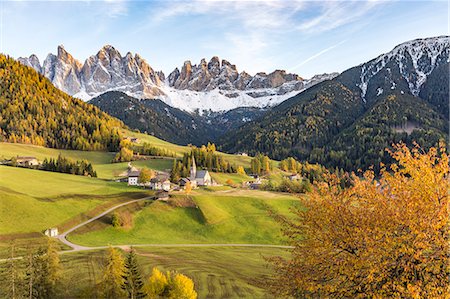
[0,196,293,263]
[57,197,153,251]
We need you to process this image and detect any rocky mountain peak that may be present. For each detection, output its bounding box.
[17,48,338,112]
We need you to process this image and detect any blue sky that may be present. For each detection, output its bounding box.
[1,0,448,78]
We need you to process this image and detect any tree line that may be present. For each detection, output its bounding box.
[6,154,97,177]
[0,241,197,298]
[41,155,97,177]
[113,140,175,163]
[170,143,238,182]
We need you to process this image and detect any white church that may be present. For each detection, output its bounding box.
[180,156,212,188]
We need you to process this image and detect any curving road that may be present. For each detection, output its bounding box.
[0,196,292,263]
[57,197,153,251]
[57,196,294,253]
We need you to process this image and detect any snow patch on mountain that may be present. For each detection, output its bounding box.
[18,46,338,112]
[358,36,449,100]
[159,85,304,113]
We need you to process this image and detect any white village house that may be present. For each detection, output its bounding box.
[16,156,39,167]
[128,170,140,186]
[150,175,171,191]
[44,228,58,237]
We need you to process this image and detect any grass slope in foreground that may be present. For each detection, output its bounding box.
[58,246,289,299]
[0,166,150,235]
[69,189,301,246]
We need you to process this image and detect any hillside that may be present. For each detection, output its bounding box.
[219,36,449,171]
[90,91,267,145]
[90,91,219,145]
[0,55,124,151]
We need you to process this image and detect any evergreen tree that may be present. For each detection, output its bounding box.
[122,247,145,299]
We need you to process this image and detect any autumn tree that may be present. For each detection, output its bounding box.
[138,167,154,184]
[267,143,449,298]
[168,273,197,299]
[0,242,21,299]
[145,268,197,299]
[122,247,145,299]
[184,181,192,195]
[113,147,134,163]
[99,246,126,298]
[23,238,62,299]
[145,268,168,298]
[236,165,246,175]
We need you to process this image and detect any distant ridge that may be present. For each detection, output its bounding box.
[18,46,337,112]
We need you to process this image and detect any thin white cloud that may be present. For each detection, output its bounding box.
[144,0,384,75]
[288,39,347,72]
[103,0,129,18]
[296,1,385,33]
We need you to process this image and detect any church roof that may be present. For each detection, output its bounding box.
[196,170,209,179]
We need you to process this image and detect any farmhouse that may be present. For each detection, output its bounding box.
[150,175,171,191]
[288,173,301,181]
[124,136,140,143]
[16,156,39,167]
[179,177,196,189]
[128,170,140,186]
[44,228,58,237]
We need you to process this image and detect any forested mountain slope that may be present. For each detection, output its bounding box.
[219,36,449,171]
[0,55,123,151]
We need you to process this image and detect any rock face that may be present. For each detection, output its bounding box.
[166,57,328,94]
[18,46,338,112]
[18,45,164,100]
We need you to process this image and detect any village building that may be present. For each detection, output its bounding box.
[190,157,212,186]
[44,228,58,237]
[124,136,140,143]
[16,156,39,167]
[128,170,140,186]
[150,174,171,191]
[178,177,196,189]
[235,152,248,156]
[249,177,263,190]
[288,173,301,181]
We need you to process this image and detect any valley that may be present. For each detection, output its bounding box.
[0,2,448,295]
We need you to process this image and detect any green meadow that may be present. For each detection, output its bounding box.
[0,166,151,236]
[68,189,301,246]
[0,142,173,179]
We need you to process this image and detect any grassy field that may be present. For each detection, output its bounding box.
[121,129,253,168]
[0,166,151,236]
[0,142,173,179]
[69,189,301,246]
[210,172,252,185]
[45,246,288,298]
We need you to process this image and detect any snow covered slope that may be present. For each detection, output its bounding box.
[17,46,337,112]
[357,36,449,101]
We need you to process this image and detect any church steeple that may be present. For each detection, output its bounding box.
[190,155,197,180]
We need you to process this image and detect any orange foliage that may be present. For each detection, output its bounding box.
[268,143,449,298]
